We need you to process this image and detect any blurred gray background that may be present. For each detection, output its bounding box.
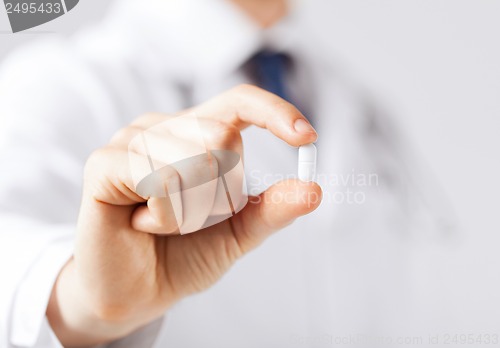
[1,0,499,328]
[3,0,497,239]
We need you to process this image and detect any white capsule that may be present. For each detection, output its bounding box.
[298,143,317,182]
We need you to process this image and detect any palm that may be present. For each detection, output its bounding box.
[154,217,243,301]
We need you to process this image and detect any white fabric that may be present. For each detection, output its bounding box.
[0,0,454,347]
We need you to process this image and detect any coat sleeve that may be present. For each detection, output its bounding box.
[0,38,164,348]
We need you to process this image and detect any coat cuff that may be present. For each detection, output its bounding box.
[10,235,73,347]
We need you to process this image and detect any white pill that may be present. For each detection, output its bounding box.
[298,143,317,182]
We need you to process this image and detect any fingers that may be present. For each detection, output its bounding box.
[93,114,245,235]
[112,85,317,151]
[112,115,243,166]
[92,86,317,237]
[131,165,183,234]
[229,179,322,254]
[85,148,145,205]
[192,84,317,147]
[131,198,180,235]
[86,148,187,234]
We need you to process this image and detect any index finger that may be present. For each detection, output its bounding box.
[190,84,318,147]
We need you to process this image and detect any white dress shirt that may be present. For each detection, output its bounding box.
[0,0,455,347]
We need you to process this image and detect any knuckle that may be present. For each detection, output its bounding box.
[109,125,142,146]
[84,147,112,177]
[130,112,169,128]
[205,122,241,149]
[218,123,241,143]
[231,83,262,96]
[273,99,296,114]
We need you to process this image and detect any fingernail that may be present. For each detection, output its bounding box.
[294,119,317,135]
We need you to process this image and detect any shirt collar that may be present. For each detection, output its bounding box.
[106,0,302,82]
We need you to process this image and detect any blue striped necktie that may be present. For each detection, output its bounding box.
[248,50,292,102]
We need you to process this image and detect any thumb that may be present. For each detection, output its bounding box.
[231,179,322,253]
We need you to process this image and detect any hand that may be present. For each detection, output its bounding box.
[46,85,322,346]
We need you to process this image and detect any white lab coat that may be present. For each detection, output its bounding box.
[0,0,454,347]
